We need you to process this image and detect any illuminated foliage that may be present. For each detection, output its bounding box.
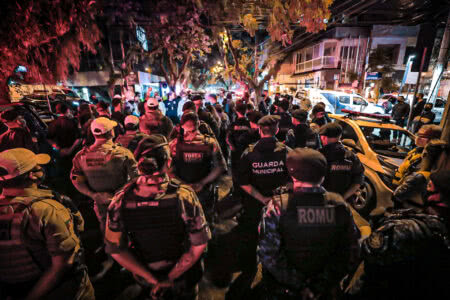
[0,0,101,101]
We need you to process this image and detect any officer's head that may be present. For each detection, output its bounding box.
[312,104,325,119]
[0,148,50,190]
[145,98,159,112]
[257,115,280,137]
[91,117,117,140]
[287,148,327,186]
[397,96,406,103]
[55,102,69,115]
[235,102,248,117]
[424,103,433,112]
[182,101,196,113]
[112,97,122,109]
[207,94,217,104]
[96,101,111,117]
[180,112,200,137]
[291,109,308,125]
[124,115,140,131]
[192,95,203,111]
[319,123,342,146]
[0,109,23,127]
[278,99,290,113]
[134,135,170,175]
[415,124,442,148]
[247,111,263,129]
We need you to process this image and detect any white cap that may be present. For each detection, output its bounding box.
[124,115,139,126]
[91,117,117,135]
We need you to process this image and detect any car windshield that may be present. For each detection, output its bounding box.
[360,126,415,158]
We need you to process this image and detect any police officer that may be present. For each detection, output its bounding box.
[228,115,291,299]
[169,112,227,217]
[273,99,293,143]
[170,101,216,139]
[393,124,442,186]
[105,135,210,299]
[285,109,320,149]
[258,148,361,299]
[192,95,220,137]
[139,98,174,138]
[319,123,365,202]
[227,102,250,178]
[0,148,94,299]
[115,115,149,152]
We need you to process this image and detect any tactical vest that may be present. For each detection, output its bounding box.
[140,112,163,135]
[278,192,349,277]
[0,197,53,284]
[121,181,186,263]
[116,133,136,149]
[393,147,423,186]
[175,139,213,183]
[79,144,129,192]
[323,149,354,195]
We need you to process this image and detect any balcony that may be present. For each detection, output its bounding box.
[295,56,338,73]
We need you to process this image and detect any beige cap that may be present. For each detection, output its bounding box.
[146,98,159,108]
[124,115,139,126]
[91,117,117,135]
[0,148,50,181]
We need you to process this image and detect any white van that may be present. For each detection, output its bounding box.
[308,89,385,114]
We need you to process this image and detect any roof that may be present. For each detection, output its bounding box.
[329,113,412,132]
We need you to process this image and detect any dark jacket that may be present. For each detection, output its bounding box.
[392,102,410,121]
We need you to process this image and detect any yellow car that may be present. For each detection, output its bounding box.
[328,110,416,216]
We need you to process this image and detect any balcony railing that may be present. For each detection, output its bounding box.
[295,56,338,73]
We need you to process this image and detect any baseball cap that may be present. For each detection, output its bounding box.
[113,94,122,99]
[0,148,50,181]
[417,125,442,139]
[91,117,117,135]
[258,115,280,127]
[278,99,290,111]
[286,148,327,183]
[292,109,308,122]
[124,115,139,126]
[319,123,343,138]
[146,98,159,108]
[192,95,203,102]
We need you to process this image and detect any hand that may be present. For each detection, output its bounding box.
[151,280,173,299]
[265,199,281,217]
[191,182,204,193]
[92,192,113,205]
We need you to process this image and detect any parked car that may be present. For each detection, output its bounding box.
[309,89,385,115]
[329,110,416,216]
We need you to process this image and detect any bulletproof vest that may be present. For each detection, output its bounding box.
[275,113,292,142]
[116,133,136,149]
[230,119,251,163]
[322,146,354,195]
[279,192,350,277]
[245,139,290,198]
[79,144,129,192]
[140,112,163,135]
[175,139,213,183]
[121,181,186,263]
[0,197,51,284]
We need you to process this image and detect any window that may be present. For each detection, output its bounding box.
[324,42,336,56]
[340,46,357,59]
[305,48,313,61]
[313,45,320,59]
[353,96,366,106]
[337,121,359,144]
[435,99,446,108]
[377,44,401,64]
[339,95,350,104]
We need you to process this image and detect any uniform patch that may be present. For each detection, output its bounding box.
[137,201,159,207]
[297,206,336,226]
[251,160,285,175]
[183,152,204,162]
[85,152,107,167]
[367,232,384,249]
[330,163,352,171]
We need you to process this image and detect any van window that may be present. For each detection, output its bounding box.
[321,92,338,107]
[353,96,366,106]
[339,95,350,104]
[435,99,446,108]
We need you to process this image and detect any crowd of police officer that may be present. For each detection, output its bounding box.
[0,91,449,300]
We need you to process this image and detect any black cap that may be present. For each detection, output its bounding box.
[134,135,169,174]
[258,115,280,127]
[319,123,342,138]
[430,170,450,196]
[180,112,199,125]
[287,148,327,183]
[0,109,18,122]
[292,109,308,122]
[279,99,290,111]
[247,111,263,124]
[192,95,203,102]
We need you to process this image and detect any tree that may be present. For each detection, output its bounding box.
[140,0,212,94]
[367,47,397,93]
[0,0,101,102]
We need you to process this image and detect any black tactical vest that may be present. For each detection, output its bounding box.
[322,145,354,195]
[175,140,213,183]
[279,192,349,277]
[121,181,186,263]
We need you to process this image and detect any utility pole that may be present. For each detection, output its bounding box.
[407,48,427,129]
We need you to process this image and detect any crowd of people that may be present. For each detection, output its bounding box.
[0,89,449,300]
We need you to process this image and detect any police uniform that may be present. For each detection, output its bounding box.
[139,110,174,138]
[227,115,291,300]
[227,117,252,173]
[258,149,361,299]
[169,131,227,215]
[285,109,320,149]
[0,149,94,300]
[274,111,293,143]
[105,175,211,299]
[319,123,365,197]
[71,120,138,232]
